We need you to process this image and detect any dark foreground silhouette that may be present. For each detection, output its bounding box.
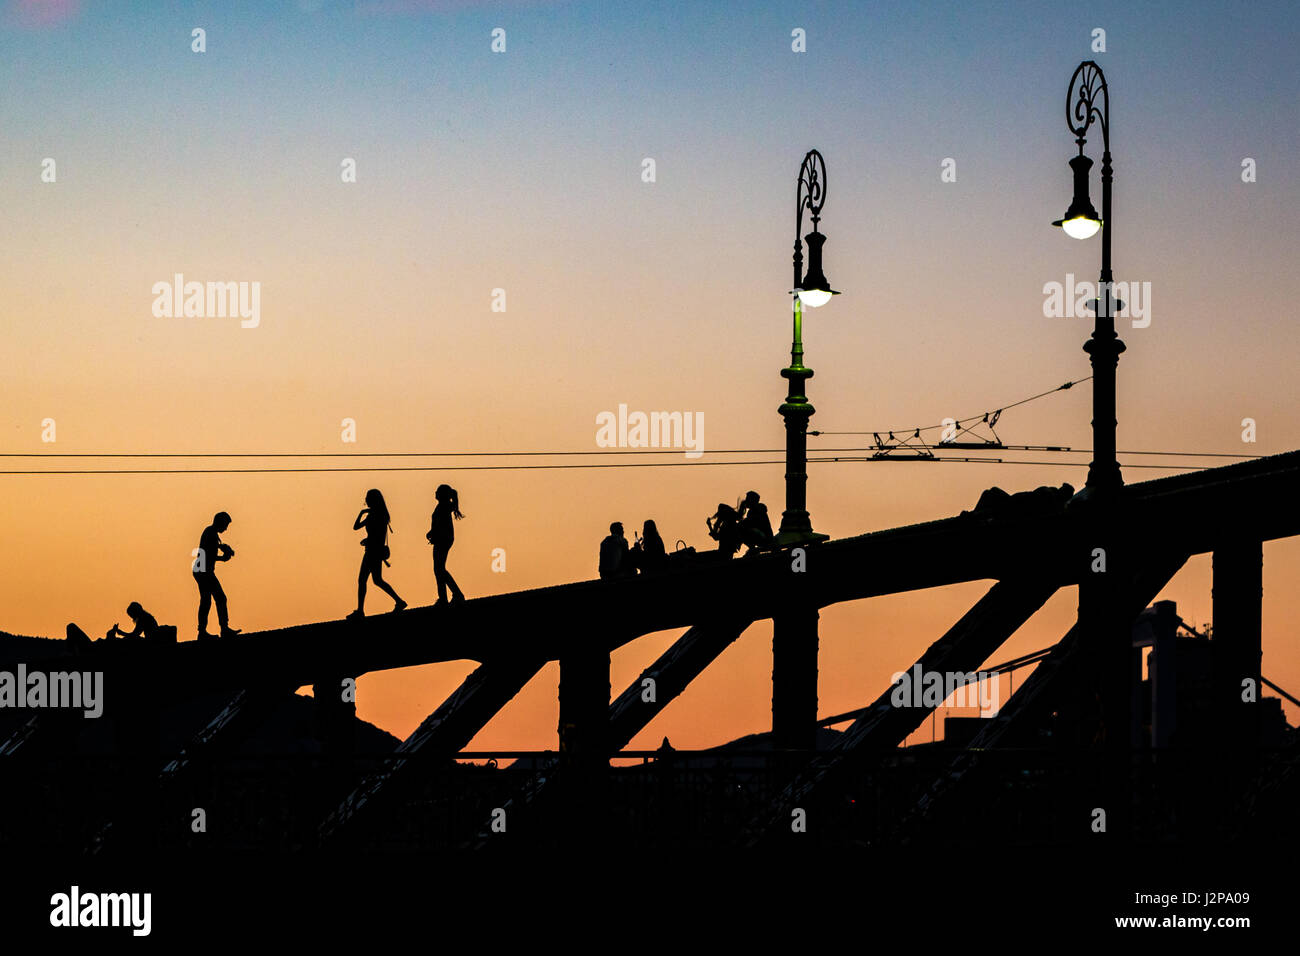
[707,490,774,557]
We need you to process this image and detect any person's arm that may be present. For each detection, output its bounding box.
[354,509,369,531]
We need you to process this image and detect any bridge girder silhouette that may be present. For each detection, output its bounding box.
[19,449,1296,851]
[81,449,1300,703]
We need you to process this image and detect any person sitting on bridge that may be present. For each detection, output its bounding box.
[628,519,667,574]
[737,491,774,554]
[706,503,743,557]
[66,603,177,650]
[599,522,633,579]
[107,602,163,642]
[194,511,241,641]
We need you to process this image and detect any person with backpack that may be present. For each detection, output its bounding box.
[348,489,407,620]
[427,484,466,605]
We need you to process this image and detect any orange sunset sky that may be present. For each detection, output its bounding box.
[2,0,1297,748]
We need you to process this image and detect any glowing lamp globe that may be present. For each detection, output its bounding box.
[1058,216,1102,240]
[1052,153,1102,240]
[795,288,834,308]
[792,230,839,307]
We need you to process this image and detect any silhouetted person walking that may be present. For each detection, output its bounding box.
[427,484,465,605]
[599,522,632,579]
[349,489,407,620]
[194,511,240,640]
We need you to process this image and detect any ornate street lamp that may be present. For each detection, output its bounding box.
[1054,60,1124,492]
[1056,62,1132,836]
[775,149,839,547]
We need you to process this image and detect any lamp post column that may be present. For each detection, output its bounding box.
[1085,143,1125,493]
[771,150,838,753]
[776,298,822,546]
[773,297,820,752]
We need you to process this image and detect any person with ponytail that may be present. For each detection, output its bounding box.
[348,488,407,619]
[427,484,466,605]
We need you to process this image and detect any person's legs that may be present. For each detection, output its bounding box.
[357,557,369,611]
[433,546,449,602]
[195,573,212,633]
[722,527,742,556]
[442,543,464,599]
[740,524,767,554]
[211,576,229,630]
[371,562,403,605]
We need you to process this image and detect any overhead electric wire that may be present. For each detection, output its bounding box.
[0,459,788,475]
[0,376,1266,473]
[812,377,1093,437]
[0,456,1226,475]
[0,447,893,458]
[0,446,1262,460]
[810,456,1212,471]
[0,377,1096,459]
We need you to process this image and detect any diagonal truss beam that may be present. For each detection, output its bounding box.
[0,713,79,757]
[160,685,299,780]
[319,652,548,843]
[896,548,1191,838]
[747,576,1061,843]
[89,684,298,854]
[460,616,753,848]
[608,616,753,749]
